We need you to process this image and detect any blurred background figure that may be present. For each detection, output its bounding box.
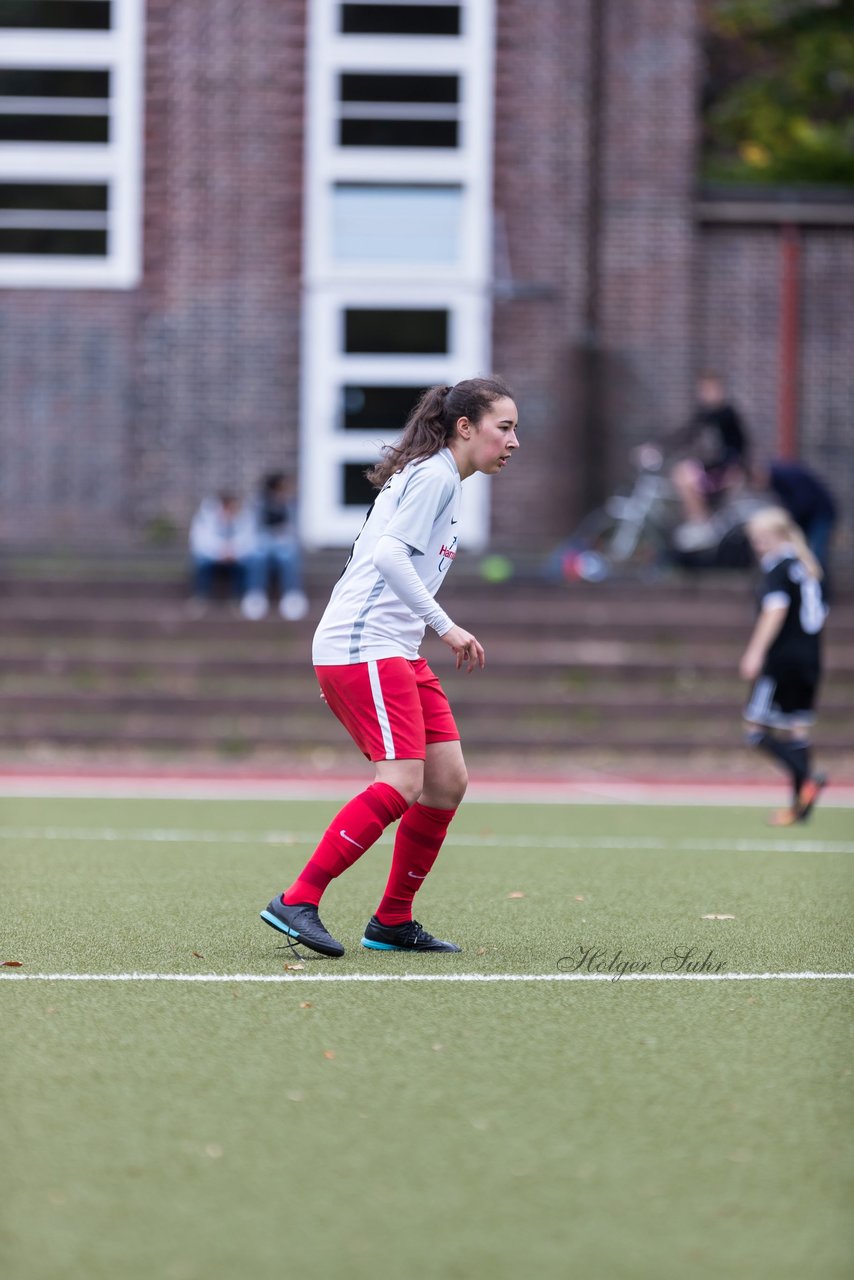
[188,490,255,614]
[669,372,751,550]
[754,458,837,581]
[241,471,309,621]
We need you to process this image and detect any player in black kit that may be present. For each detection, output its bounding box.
[740,507,828,826]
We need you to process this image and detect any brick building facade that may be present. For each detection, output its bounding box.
[1,0,851,561]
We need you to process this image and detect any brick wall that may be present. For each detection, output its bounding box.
[491,0,699,548]
[132,0,306,534]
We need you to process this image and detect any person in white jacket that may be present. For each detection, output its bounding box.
[188,490,256,608]
[260,376,520,958]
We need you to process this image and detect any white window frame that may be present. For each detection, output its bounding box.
[0,0,144,288]
[300,0,496,550]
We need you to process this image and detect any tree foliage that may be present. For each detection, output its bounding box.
[702,0,854,186]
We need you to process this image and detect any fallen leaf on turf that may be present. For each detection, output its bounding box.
[2,960,23,967]
[323,1050,335,1060]
[507,891,526,899]
[476,948,487,956]
[299,1001,313,1009]
[191,951,204,959]
[701,914,735,920]
[574,895,585,902]
[432,1043,444,1052]
[284,962,305,971]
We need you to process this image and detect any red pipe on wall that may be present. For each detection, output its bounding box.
[778,223,801,460]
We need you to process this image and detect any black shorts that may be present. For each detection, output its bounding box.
[744,667,819,728]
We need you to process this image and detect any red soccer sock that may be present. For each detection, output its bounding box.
[375,803,457,926]
[282,782,409,907]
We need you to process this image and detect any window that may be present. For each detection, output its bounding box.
[344,307,449,354]
[342,462,377,507]
[338,72,459,148]
[0,0,144,287]
[0,180,108,254]
[300,0,495,549]
[0,1,111,29]
[332,183,462,264]
[340,5,461,36]
[0,67,110,143]
[341,384,428,432]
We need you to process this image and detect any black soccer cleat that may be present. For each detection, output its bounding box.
[361,916,461,953]
[259,897,345,958]
[797,773,827,821]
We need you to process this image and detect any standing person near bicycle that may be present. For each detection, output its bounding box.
[260,377,520,956]
[741,506,828,827]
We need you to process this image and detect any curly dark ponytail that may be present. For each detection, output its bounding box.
[366,376,514,488]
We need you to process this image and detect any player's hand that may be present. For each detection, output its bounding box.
[442,625,485,673]
[739,650,762,681]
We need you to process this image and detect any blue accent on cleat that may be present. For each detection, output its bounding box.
[259,910,298,937]
[360,937,398,950]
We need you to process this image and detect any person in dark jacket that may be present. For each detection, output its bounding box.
[754,458,837,578]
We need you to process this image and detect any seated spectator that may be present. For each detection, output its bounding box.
[188,490,256,612]
[241,471,309,621]
[668,373,750,545]
[755,457,837,580]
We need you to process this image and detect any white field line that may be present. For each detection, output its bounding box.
[1,971,853,984]
[0,827,852,854]
[1,777,853,807]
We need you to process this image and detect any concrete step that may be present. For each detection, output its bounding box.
[0,713,849,755]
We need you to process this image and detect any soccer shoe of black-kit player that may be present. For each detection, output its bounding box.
[766,805,800,828]
[361,916,461,953]
[260,897,345,958]
[798,773,827,821]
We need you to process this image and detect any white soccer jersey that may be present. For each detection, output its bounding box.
[312,449,462,664]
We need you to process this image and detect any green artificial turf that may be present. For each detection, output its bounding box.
[1,796,853,1280]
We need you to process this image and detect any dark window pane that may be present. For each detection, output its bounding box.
[0,68,110,97]
[0,226,107,255]
[340,4,460,36]
[344,308,448,355]
[341,118,457,147]
[342,464,377,508]
[0,181,108,211]
[0,115,109,143]
[340,73,458,104]
[0,1,111,29]
[342,385,428,432]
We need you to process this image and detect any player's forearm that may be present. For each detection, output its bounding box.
[373,534,454,636]
[744,606,787,664]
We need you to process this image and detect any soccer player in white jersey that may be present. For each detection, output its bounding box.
[741,506,828,826]
[260,378,520,956]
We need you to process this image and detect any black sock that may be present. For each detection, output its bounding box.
[787,739,811,802]
[749,732,810,801]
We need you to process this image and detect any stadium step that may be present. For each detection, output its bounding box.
[1,557,851,765]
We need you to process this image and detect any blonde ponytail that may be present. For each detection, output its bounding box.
[747,506,823,581]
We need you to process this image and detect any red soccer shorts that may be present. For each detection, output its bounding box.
[314,657,460,761]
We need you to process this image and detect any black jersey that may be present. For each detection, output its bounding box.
[758,551,826,674]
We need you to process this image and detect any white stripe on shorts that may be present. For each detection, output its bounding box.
[367,659,396,759]
[745,675,775,722]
